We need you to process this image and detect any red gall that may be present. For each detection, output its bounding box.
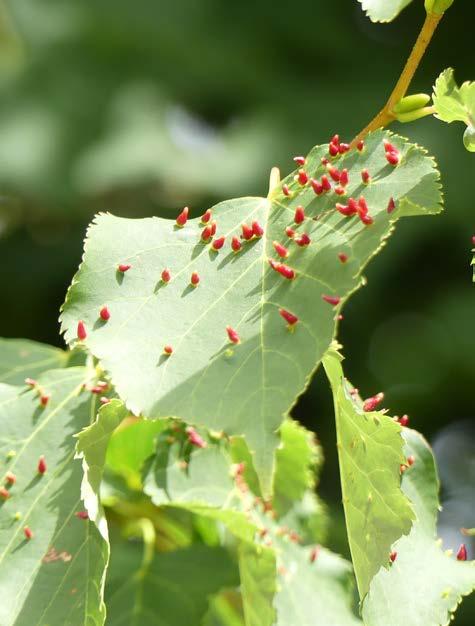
[201,225,213,241]
[357,139,365,151]
[339,143,350,154]
[252,221,264,237]
[311,178,323,195]
[273,241,289,258]
[24,526,33,540]
[226,326,240,344]
[331,134,340,146]
[334,186,346,196]
[241,223,254,240]
[358,197,369,216]
[118,263,131,273]
[75,511,89,520]
[212,236,225,251]
[99,306,110,321]
[390,551,398,563]
[295,233,311,247]
[201,209,212,224]
[398,415,410,427]
[285,226,295,238]
[456,544,468,561]
[190,271,200,286]
[38,456,47,474]
[161,268,171,283]
[322,295,341,306]
[327,165,341,183]
[338,252,348,263]
[321,157,329,166]
[176,206,189,227]
[40,394,50,407]
[269,260,295,280]
[186,426,207,448]
[90,386,105,394]
[386,151,400,166]
[407,455,415,466]
[400,464,408,474]
[279,308,299,326]
[383,139,398,154]
[5,471,16,485]
[321,175,332,192]
[329,143,339,157]
[282,184,291,197]
[361,169,371,184]
[363,392,384,412]
[293,155,306,166]
[0,487,10,500]
[294,206,305,224]
[339,169,349,186]
[297,170,309,185]
[210,221,217,236]
[387,197,396,213]
[231,236,242,252]
[337,314,344,320]
[336,203,356,217]
[163,345,173,356]
[360,213,374,226]
[309,546,319,563]
[77,320,87,341]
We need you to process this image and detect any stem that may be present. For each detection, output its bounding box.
[351,11,442,146]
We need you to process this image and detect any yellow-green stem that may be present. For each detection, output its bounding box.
[351,12,442,146]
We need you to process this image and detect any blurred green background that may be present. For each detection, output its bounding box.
[0,0,474,621]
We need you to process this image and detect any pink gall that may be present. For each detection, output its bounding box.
[294,206,305,224]
[231,236,242,252]
[387,197,396,213]
[361,169,371,184]
[75,511,89,520]
[311,178,323,195]
[252,221,264,237]
[99,306,110,321]
[295,233,311,247]
[322,294,341,306]
[357,140,365,151]
[163,345,173,356]
[176,206,189,227]
[398,415,410,427]
[457,544,468,561]
[321,175,332,192]
[190,271,200,286]
[212,236,225,251]
[201,225,213,241]
[186,426,207,448]
[327,166,341,183]
[282,184,291,197]
[25,378,37,387]
[338,252,348,263]
[201,209,212,224]
[0,487,10,500]
[5,471,16,485]
[269,260,295,280]
[363,392,384,412]
[390,551,398,563]
[161,268,171,283]
[334,186,346,196]
[285,226,295,238]
[77,320,87,341]
[241,223,254,241]
[24,526,33,540]
[226,326,240,344]
[339,169,349,186]
[118,264,131,273]
[293,155,306,166]
[273,241,289,258]
[38,456,47,474]
[279,308,299,326]
[297,170,309,185]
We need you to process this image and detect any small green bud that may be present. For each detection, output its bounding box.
[395,107,434,123]
[393,94,431,114]
[425,0,455,15]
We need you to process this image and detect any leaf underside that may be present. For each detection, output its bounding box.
[60,129,442,494]
[362,429,475,626]
[358,0,414,23]
[323,350,415,600]
[0,368,108,626]
[0,338,68,385]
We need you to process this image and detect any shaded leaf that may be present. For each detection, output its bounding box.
[0,367,108,626]
[362,429,475,626]
[433,68,475,152]
[0,337,68,385]
[358,0,413,23]
[323,349,414,599]
[105,539,239,626]
[60,130,442,494]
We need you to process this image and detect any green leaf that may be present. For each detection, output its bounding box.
[362,429,475,626]
[60,129,442,494]
[358,0,414,23]
[433,68,475,152]
[75,399,129,537]
[106,417,167,487]
[323,349,415,599]
[105,539,240,626]
[0,367,108,626]
[142,425,362,626]
[0,337,68,384]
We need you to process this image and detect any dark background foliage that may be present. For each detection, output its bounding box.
[0,0,473,621]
